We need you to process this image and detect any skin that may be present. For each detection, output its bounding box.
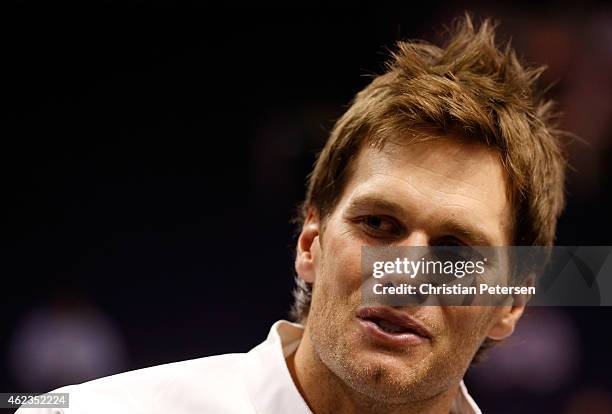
[288,135,526,414]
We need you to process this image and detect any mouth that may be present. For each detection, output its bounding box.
[356,307,432,347]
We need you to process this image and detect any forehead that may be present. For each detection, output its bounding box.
[338,135,512,245]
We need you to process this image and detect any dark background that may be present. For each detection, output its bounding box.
[2,4,612,413]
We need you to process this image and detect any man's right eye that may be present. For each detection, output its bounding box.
[357,215,403,238]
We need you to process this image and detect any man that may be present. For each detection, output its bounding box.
[18,15,565,414]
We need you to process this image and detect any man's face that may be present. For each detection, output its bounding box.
[299,135,522,402]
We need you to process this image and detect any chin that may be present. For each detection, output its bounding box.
[314,322,442,402]
[341,346,427,388]
[338,357,425,403]
[352,338,456,396]
[361,346,428,374]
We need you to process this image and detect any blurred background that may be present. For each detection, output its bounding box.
[2,4,612,413]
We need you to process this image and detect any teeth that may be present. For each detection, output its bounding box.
[377,319,406,334]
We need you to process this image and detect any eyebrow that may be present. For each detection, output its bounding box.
[346,195,405,217]
[345,194,496,246]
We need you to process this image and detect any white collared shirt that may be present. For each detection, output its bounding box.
[17,320,481,414]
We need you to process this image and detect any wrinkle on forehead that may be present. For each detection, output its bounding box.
[370,172,491,206]
[381,137,505,187]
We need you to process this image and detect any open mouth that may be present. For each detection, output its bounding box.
[356,307,432,344]
[368,317,413,334]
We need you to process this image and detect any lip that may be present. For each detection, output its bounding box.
[356,307,432,347]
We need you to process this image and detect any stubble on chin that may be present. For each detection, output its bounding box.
[306,286,411,403]
[306,289,475,405]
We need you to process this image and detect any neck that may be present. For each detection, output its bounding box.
[286,325,460,414]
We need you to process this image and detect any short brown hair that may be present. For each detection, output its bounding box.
[290,15,566,335]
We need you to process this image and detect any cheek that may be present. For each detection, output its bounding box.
[315,224,364,303]
[443,307,497,347]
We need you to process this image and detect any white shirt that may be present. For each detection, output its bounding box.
[17,320,481,414]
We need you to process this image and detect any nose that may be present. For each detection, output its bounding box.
[400,230,429,247]
[389,231,433,305]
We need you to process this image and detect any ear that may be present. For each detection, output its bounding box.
[486,305,525,340]
[487,273,534,340]
[295,209,321,284]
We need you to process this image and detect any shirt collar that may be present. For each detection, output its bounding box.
[243,320,481,414]
[242,320,312,414]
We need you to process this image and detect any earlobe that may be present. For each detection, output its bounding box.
[295,211,320,284]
